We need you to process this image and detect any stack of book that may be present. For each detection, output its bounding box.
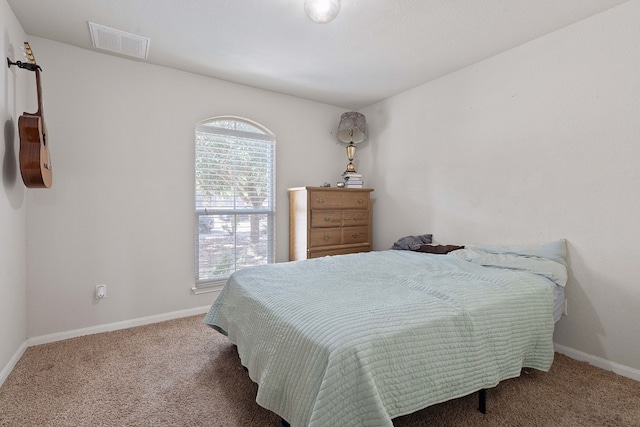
[342,172,364,188]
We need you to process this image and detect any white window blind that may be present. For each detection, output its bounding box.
[194,117,275,291]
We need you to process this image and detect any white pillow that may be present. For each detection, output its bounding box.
[466,239,567,266]
[450,247,568,287]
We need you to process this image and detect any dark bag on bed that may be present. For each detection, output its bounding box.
[413,244,464,254]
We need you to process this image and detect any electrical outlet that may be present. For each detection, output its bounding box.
[96,284,107,299]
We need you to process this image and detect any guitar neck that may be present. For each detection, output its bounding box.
[34,68,44,117]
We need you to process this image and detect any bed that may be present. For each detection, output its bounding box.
[204,240,567,427]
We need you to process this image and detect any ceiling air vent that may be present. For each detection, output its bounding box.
[89,22,150,60]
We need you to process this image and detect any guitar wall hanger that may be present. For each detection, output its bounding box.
[7,57,43,72]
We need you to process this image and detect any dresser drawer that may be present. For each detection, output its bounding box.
[309,227,342,247]
[308,245,370,259]
[310,210,342,228]
[342,226,369,245]
[342,210,369,227]
[309,191,370,209]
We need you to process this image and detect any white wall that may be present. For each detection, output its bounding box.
[0,0,28,382]
[24,37,348,338]
[360,0,640,372]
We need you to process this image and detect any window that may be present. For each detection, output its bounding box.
[194,117,275,292]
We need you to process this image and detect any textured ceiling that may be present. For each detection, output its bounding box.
[6,0,629,110]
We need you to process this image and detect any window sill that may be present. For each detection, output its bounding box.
[191,283,225,295]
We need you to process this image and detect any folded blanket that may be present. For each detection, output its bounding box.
[391,234,432,250]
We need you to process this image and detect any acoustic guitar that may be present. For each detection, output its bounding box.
[17,42,52,188]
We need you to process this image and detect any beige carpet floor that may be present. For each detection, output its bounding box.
[1,315,639,427]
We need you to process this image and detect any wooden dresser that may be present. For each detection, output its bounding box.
[288,187,373,261]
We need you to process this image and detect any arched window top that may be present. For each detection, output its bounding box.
[197,116,274,140]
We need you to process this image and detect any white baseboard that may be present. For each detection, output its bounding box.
[28,305,211,347]
[0,340,29,388]
[554,343,640,382]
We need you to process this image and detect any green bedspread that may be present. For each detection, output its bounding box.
[204,248,565,427]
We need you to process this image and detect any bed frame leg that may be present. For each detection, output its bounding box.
[280,419,290,427]
[478,388,487,414]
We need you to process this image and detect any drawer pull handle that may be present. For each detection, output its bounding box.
[352,233,360,238]
[324,215,332,221]
[357,199,364,204]
[316,198,326,204]
[352,215,361,221]
[323,234,331,240]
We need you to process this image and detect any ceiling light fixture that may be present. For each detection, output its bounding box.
[304,0,341,24]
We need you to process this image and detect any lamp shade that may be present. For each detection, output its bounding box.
[304,0,341,24]
[337,112,366,144]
